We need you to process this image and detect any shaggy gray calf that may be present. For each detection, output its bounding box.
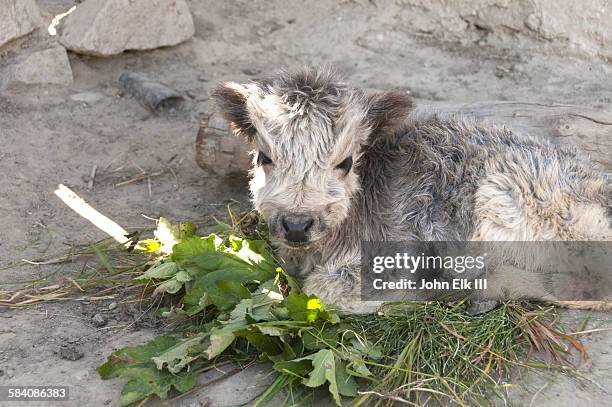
[213,67,612,313]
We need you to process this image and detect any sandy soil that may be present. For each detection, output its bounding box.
[1,1,611,406]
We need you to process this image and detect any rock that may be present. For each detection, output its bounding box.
[59,0,195,57]
[0,0,42,49]
[59,346,84,361]
[91,313,107,327]
[108,302,118,311]
[241,68,260,76]
[1,48,74,90]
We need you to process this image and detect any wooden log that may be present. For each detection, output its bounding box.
[431,101,612,168]
[195,112,252,177]
[195,101,612,176]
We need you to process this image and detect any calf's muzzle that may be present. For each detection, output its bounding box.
[280,214,314,244]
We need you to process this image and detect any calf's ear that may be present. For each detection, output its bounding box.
[212,83,256,139]
[365,91,415,138]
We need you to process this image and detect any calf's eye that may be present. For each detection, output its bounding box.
[257,151,273,166]
[335,156,353,173]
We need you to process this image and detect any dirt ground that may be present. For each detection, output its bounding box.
[1,1,611,406]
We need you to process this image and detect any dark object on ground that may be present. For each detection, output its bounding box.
[59,346,84,361]
[91,313,107,327]
[119,71,184,112]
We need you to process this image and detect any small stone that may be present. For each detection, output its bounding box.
[59,347,84,361]
[1,47,74,90]
[59,0,195,57]
[241,68,260,76]
[108,302,118,311]
[0,0,42,49]
[197,74,210,82]
[71,92,104,104]
[91,313,107,327]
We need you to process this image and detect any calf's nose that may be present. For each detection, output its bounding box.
[281,214,314,243]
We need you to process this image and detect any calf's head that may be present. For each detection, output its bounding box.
[213,68,413,249]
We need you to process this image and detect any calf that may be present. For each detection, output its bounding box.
[213,67,612,313]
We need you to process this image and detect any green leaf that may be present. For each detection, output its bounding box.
[302,325,338,351]
[226,298,252,325]
[335,360,358,398]
[184,268,269,314]
[348,337,383,360]
[118,367,197,406]
[347,359,373,378]
[227,237,277,273]
[172,235,222,265]
[273,359,314,379]
[98,336,198,406]
[209,280,251,311]
[285,294,338,324]
[98,336,177,379]
[142,262,178,280]
[246,332,285,356]
[303,349,334,388]
[151,334,207,374]
[256,325,288,337]
[302,349,353,406]
[228,295,276,327]
[154,277,182,295]
[255,278,284,301]
[285,294,322,323]
[174,235,277,314]
[205,327,237,359]
[175,269,192,282]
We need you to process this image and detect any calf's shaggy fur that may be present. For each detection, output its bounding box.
[213,67,611,313]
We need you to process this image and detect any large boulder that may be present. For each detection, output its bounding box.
[0,0,43,49]
[1,48,74,90]
[59,0,195,57]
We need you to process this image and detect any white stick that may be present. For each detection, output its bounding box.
[54,184,130,246]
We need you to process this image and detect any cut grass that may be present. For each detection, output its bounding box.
[344,302,574,406]
[0,238,151,307]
